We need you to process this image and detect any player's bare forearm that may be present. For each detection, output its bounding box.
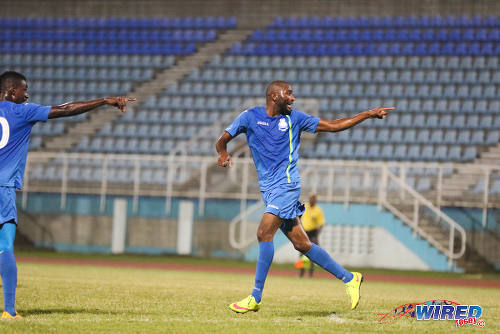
[316,107,394,132]
[216,131,233,167]
[48,97,136,119]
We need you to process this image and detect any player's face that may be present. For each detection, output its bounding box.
[10,80,29,104]
[276,85,295,115]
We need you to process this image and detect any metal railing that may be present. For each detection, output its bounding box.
[24,153,499,208]
[23,152,499,264]
[380,167,467,264]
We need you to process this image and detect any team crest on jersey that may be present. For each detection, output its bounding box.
[278,118,288,131]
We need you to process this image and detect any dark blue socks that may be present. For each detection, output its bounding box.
[251,241,274,303]
[305,243,353,283]
[0,223,17,316]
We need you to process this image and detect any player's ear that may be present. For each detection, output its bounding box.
[8,87,16,99]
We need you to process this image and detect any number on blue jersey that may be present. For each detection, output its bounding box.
[0,117,10,149]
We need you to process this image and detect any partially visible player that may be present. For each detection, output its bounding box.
[216,80,393,313]
[0,71,135,319]
[298,194,325,278]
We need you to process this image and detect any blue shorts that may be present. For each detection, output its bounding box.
[0,187,17,225]
[261,182,305,220]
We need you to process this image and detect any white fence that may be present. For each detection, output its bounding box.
[24,152,499,214]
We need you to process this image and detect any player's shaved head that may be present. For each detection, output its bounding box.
[265,80,295,116]
[0,71,27,94]
[266,80,290,99]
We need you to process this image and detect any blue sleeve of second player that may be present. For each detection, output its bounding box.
[18,103,51,123]
[295,110,320,133]
[225,110,249,137]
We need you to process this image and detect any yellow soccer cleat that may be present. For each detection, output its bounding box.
[345,272,363,310]
[1,311,22,319]
[301,255,312,270]
[229,295,261,313]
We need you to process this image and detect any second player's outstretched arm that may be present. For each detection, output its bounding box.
[48,97,136,119]
[216,131,233,168]
[316,107,394,132]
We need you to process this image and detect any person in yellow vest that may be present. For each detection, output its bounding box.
[297,194,325,277]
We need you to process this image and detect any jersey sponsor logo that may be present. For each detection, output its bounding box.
[278,118,288,131]
[257,121,269,126]
[0,117,10,149]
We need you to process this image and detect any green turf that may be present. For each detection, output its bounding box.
[1,255,499,333]
[16,250,500,281]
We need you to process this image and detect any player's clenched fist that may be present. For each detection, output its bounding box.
[218,152,232,168]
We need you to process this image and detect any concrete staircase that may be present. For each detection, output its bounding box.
[40,29,254,152]
[16,209,55,250]
[392,204,494,273]
[441,141,500,200]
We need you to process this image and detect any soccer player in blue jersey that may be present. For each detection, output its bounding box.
[216,80,393,313]
[0,71,135,319]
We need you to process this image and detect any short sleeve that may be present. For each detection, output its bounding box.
[225,110,249,137]
[294,110,320,133]
[19,103,51,123]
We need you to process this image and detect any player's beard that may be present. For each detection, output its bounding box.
[279,102,292,115]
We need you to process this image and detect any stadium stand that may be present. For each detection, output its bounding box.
[4,15,496,197]
[0,3,498,272]
[0,16,237,149]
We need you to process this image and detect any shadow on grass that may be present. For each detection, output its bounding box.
[18,308,123,316]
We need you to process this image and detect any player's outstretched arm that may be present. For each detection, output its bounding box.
[216,131,233,168]
[316,107,394,132]
[48,97,136,119]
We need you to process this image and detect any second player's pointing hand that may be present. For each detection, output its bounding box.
[367,107,394,119]
[105,97,137,113]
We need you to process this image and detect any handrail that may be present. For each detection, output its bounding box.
[228,200,264,249]
[383,168,467,261]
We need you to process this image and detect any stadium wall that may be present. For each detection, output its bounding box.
[17,193,498,271]
[245,203,457,272]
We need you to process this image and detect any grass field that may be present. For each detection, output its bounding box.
[2,251,499,333]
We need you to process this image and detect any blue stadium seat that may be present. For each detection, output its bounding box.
[312,142,328,158]
[366,144,381,159]
[403,129,416,143]
[417,130,430,143]
[393,144,407,159]
[420,145,434,160]
[380,144,394,159]
[435,145,448,160]
[327,143,341,158]
[486,131,499,144]
[462,146,477,161]
[353,143,367,158]
[457,130,471,144]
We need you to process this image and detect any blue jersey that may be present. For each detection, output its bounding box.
[0,101,50,189]
[226,106,320,191]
